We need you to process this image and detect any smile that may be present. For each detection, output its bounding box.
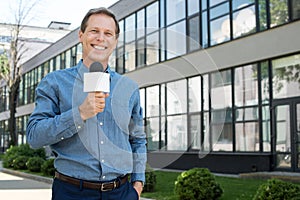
[93,45,107,50]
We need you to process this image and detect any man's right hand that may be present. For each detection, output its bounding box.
[79,92,109,121]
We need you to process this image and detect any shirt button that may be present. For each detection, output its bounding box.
[77,125,81,129]
[61,137,64,140]
[100,141,104,144]
[101,159,105,163]
[99,122,103,126]
[102,176,106,179]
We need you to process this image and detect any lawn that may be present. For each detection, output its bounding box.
[141,170,267,200]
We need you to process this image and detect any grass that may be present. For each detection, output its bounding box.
[141,170,267,200]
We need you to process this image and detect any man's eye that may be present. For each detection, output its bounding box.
[91,30,98,33]
[105,32,113,36]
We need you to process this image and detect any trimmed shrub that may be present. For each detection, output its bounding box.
[2,145,21,168]
[41,158,55,176]
[26,157,45,172]
[253,178,300,200]
[2,144,46,169]
[13,155,29,170]
[143,163,157,192]
[174,168,223,200]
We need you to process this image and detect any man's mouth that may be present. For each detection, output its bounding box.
[93,45,106,50]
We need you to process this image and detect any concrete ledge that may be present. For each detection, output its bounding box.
[239,171,300,183]
[1,167,53,184]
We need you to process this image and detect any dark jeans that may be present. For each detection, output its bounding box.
[52,178,139,200]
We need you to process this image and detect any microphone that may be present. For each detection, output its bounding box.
[83,62,110,93]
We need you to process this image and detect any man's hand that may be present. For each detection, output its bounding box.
[133,181,143,198]
[79,92,109,121]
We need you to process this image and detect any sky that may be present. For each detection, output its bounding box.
[0,0,119,30]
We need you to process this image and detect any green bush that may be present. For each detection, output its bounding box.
[26,157,45,172]
[144,163,157,192]
[2,145,21,168]
[253,178,300,200]
[41,158,55,177]
[174,168,223,200]
[2,144,46,169]
[13,155,29,170]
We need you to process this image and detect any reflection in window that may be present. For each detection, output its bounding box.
[232,0,255,10]
[275,105,291,153]
[270,0,289,28]
[146,32,159,65]
[146,117,160,151]
[212,118,233,151]
[137,9,145,39]
[188,0,199,16]
[167,115,187,150]
[272,54,300,99]
[146,86,160,117]
[190,114,201,149]
[137,39,145,67]
[233,5,256,38]
[188,16,201,52]
[262,105,271,152]
[146,2,159,33]
[202,11,208,48]
[260,61,270,104]
[236,122,259,151]
[210,0,227,7]
[211,70,232,110]
[210,15,230,45]
[188,76,201,112]
[166,21,186,59]
[166,0,186,25]
[292,0,300,20]
[125,14,136,72]
[167,80,187,115]
[234,65,258,107]
[203,75,209,111]
[210,2,229,19]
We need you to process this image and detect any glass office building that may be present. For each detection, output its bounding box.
[0,0,299,174]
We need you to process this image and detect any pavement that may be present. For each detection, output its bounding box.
[0,161,154,200]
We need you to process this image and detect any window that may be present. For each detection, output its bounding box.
[166,20,186,59]
[234,65,258,107]
[167,79,187,115]
[272,54,300,99]
[166,0,186,25]
[188,76,201,112]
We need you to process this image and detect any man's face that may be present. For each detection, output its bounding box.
[79,13,118,68]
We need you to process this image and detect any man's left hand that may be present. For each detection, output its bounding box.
[133,181,143,198]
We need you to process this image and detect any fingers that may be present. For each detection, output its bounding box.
[79,92,109,121]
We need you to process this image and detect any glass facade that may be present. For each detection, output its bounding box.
[0,0,299,156]
[141,53,300,152]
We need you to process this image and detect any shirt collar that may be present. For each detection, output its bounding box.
[77,59,114,81]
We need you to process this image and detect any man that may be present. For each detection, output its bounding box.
[26,7,146,200]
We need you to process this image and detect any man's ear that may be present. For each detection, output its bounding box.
[78,30,83,42]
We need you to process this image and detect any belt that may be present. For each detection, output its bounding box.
[54,171,128,191]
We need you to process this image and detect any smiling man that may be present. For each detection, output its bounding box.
[26,7,147,200]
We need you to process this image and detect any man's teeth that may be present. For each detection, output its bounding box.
[94,46,106,50]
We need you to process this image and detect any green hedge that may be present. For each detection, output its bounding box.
[174,168,223,200]
[2,144,55,177]
[253,178,300,200]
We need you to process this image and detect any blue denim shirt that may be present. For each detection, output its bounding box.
[26,60,147,183]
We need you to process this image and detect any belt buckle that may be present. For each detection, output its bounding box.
[100,181,117,192]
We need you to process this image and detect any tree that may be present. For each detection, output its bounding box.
[0,0,39,146]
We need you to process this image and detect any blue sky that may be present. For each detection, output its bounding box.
[0,0,119,29]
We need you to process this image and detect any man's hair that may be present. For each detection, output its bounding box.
[80,7,120,38]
